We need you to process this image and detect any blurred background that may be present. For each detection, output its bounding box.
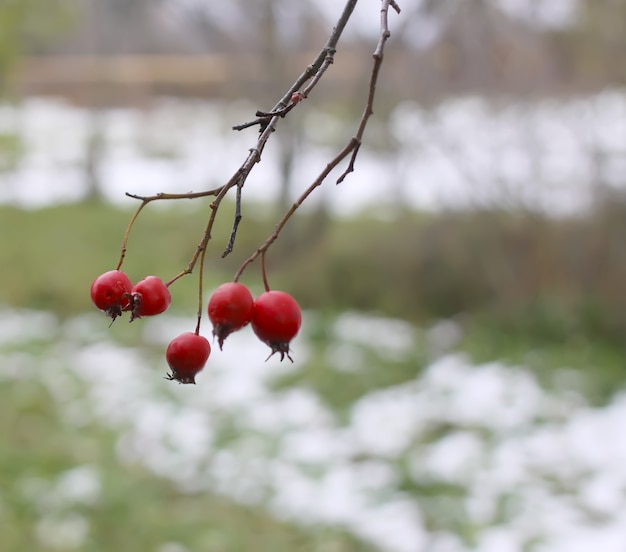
[3,0,626,550]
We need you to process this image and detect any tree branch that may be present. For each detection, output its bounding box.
[337,0,400,183]
[121,0,400,287]
[235,0,400,279]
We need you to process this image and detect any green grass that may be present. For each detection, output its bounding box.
[460,319,626,405]
[0,202,270,316]
[0,202,433,319]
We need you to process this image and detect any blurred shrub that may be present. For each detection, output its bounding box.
[277,192,626,347]
[6,192,626,347]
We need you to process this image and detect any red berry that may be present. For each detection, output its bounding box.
[208,282,254,350]
[165,332,211,384]
[90,270,133,321]
[129,276,171,321]
[252,290,302,362]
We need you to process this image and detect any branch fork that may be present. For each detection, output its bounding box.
[118,0,401,333]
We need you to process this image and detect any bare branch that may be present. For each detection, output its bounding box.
[233,139,356,282]
[222,179,244,258]
[125,188,222,202]
[235,0,400,280]
[121,0,400,291]
[337,0,399,183]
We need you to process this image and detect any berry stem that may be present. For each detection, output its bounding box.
[164,168,243,287]
[194,229,209,336]
[116,200,148,270]
[261,251,271,292]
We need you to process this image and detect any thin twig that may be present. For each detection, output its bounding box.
[165,169,244,284]
[194,234,208,335]
[123,0,395,287]
[234,0,400,279]
[222,177,244,258]
[125,188,223,202]
[337,0,400,184]
[232,0,358,133]
[116,200,148,270]
[219,0,360,254]
[261,251,270,292]
[233,139,357,282]
[119,187,225,269]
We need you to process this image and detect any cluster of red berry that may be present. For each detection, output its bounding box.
[90,270,301,385]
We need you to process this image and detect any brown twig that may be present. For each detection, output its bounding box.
[125,189,223,202]
[234,0,400,280]
[232,0,358,133]
[222,179,243,258]
[117,187,226,270]
[116,200,147,270]
[233,139,357,282]
[337,0,400,184]
[122,0,399,292]
[219,0,359,255]
[164,168,246,285]
[260,251,270,292]
[194,232,209,335]
[124,1,360,273]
